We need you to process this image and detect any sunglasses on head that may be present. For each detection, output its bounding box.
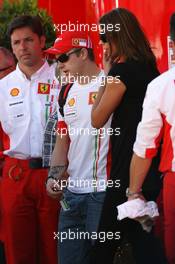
[56,48,82,63]
[170,34,175,42]
[99,33,107,43]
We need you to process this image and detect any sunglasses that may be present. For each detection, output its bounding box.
[56,49,82,63]
[99,33,107,43]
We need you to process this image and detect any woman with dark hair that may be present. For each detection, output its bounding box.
[91,8,166,264]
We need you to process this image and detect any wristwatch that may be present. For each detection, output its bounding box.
[45,176,58,186]
[126,187,142,198]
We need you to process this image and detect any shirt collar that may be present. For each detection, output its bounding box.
[16,60,50,81]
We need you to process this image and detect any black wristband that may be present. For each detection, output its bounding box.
[45,176,58,186]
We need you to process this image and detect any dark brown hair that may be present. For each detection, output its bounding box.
[8,15,44,38]
[99,8,156,67]
[170,13,175,41]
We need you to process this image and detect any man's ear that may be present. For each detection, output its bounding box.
[80,48,88,60]
[40,35,46,49]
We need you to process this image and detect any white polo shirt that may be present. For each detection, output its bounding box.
[134,66,175,172]
[0,61,59,159]
[57,71,112,193]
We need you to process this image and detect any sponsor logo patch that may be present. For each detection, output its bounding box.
[10,88,20,97]
[88,92,98,105]
[72,38,80,46]
[38,83,51,94]
[68,98,75,107]
[72,38,87,47]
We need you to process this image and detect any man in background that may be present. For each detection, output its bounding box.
[0,47,16,79]
[0,46,15,264]
[128,12,175,264]
[0,16,59,264]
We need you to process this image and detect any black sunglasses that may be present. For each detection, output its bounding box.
[99,33,107,43]
[56,49,82,63]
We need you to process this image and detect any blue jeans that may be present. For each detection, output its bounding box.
[58,189,106,264]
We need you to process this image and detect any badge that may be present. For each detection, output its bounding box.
[68,98,75,107]
[72,38,80,46]
[88,92,98,105]
[72,38,87,47]
[10,88,20,97]
[38,83,50,94]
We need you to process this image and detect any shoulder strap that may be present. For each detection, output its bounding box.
[58,83,74,117]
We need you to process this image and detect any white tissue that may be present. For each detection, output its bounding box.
[117,198,159,220]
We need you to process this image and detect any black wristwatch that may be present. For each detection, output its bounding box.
[45,176,58,186]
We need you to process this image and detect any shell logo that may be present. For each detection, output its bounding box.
[10,88,20,97]
[68,98,75,107]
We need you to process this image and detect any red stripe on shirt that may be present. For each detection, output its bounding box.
[106,140,112,179]
[145,115,164,158]
[145,114,174,172]
[159,114,174,172]
[95,133,101,180]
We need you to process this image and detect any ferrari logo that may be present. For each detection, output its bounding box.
[72,38,80,46]
[88,92,98,105]
[38,83,50,94]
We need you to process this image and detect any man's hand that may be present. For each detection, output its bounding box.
[46,164,67,199]
[46,178,63,199]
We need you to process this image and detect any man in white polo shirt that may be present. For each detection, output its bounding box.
[128,13,175,264]
[0,46,16,264]
[45,31,112,264]
[0,15,59,264]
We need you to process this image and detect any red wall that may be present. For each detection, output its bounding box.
[118,0,175,72]
[38,0,175,72]
[38,0,116,65]
[38,0,86,27]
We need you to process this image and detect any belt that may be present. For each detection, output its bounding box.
[7,157,44,181]
[29,158,43,169]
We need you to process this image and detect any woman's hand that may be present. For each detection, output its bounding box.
[102,44,112,75]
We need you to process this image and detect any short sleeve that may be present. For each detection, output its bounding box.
[56,106,68,134]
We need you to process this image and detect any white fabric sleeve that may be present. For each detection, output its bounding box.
[133,83,163,158]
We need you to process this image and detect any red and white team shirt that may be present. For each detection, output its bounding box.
[57,71,111,193]
[134,67,175,172]
[0,61,59,159]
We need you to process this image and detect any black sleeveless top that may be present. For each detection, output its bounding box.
[108,59,160,192]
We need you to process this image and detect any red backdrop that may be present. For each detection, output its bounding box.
[38,0,175,72]
[1,0,175,71]
[38,0,117,66]
[118,0,175,72]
